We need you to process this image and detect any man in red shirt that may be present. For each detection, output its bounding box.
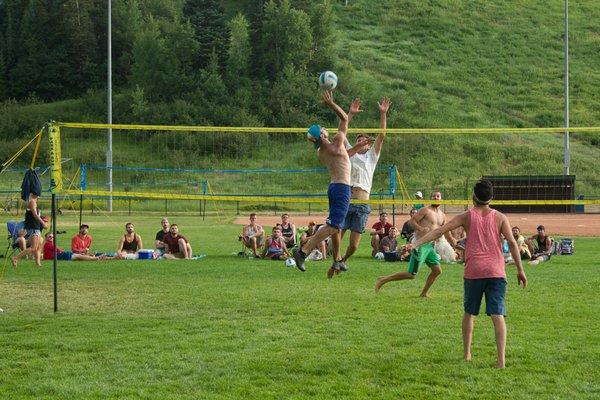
[370,212,392,257]
[71,224,93,255]
[163,224,192,259]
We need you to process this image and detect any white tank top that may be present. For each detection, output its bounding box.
[350,146,379,193]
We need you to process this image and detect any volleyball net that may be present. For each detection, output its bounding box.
[7,121,596,214]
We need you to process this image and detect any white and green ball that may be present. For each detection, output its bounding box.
[318,71,338,90]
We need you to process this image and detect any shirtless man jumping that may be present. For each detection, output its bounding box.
[375,191,454,297]
[293,90,351,273]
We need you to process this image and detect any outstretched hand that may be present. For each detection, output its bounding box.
[322,90,334,106]
[378,97,391,113]
[349,97,362,115]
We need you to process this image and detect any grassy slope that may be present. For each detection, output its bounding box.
[332,0,600,192]
[3,1,600,198]
[0,214,599,399]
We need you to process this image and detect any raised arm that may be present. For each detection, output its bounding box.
[374,97,391,156]
[323,90,348,140]
[347,97,362,126]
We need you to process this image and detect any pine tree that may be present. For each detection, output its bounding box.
[183,0,227,70]
[226,13,251,82]
[59,0,101,96]
[261,0,313,77]
[306,0,336,73]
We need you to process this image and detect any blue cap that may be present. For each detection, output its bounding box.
[307,124,322,148]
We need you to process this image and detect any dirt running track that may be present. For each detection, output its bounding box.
[234,213,600,237]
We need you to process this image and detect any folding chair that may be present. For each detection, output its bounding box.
[237,235,251,257]
[4,220,24,259]
[2,221,24,276]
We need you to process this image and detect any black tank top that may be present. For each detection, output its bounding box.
[122,235,139,252]
[281,223,294,239]
[536,236,548,252]
[24,208,41,230]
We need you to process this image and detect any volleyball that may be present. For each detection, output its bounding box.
[374,252,385,260]
[285,258,297,268]
[318,71,338,90]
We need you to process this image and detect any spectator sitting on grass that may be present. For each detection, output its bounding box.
[400,208,417,242]
[527,225,552,266]
[241,213,264,258]
[512,226,531,260]
[163,224,192,259]
[71,224,93,255]
[116,222,143,260]
[280,214,297,248]
[261,226,290,260]
[43,232,102,261]
[371,212,392,256]
[300,221,327,260]
[380,227,411,262]
[154,217,170,254]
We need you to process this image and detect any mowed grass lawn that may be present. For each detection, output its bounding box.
[0,214,598,399]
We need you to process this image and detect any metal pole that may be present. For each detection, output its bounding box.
[79,194,83,228]
[52,194,58,313]
[107,0,113,211]
[564,0,571,175]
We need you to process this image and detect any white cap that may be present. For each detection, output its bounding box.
[414,191,423,198]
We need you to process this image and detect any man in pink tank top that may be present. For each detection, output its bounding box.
[407,180,527,368]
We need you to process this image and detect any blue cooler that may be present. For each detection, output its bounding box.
[138,249,154,260]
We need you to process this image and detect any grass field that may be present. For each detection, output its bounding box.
[1,214,599,399]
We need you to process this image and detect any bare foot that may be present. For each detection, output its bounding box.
[11,257,17,267]
[495,361,505,369]
[464,354,472,362]
[419,293,431,298]
[374,277,386,293]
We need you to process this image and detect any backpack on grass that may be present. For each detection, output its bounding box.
[558,238,574,255]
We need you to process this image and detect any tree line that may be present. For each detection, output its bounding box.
[0,0,338,134]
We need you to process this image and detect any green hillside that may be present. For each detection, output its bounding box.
[2,0,600,199]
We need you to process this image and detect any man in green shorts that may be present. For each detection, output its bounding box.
[375,191,454,297]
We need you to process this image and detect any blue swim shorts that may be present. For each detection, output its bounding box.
[464,278,507,316]
[341,203,371,233]
[326,183,351,230]
[57,251,73,261]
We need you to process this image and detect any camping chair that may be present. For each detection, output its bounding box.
[4,220,25,259]
[237,235,251,257]
[2,221,24,276]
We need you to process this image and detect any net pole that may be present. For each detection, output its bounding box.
[52,193,58,313]
[107,0,113,212]
[563,0,571,175]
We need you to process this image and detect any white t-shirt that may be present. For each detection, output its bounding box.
[349,145,380,193]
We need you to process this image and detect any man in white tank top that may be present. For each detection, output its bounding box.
[327,97,391,278]
[406,180,527,368]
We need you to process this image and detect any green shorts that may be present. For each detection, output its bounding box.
[408,242,440,275]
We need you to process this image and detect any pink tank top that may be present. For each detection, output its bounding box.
[464,208,506,279]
